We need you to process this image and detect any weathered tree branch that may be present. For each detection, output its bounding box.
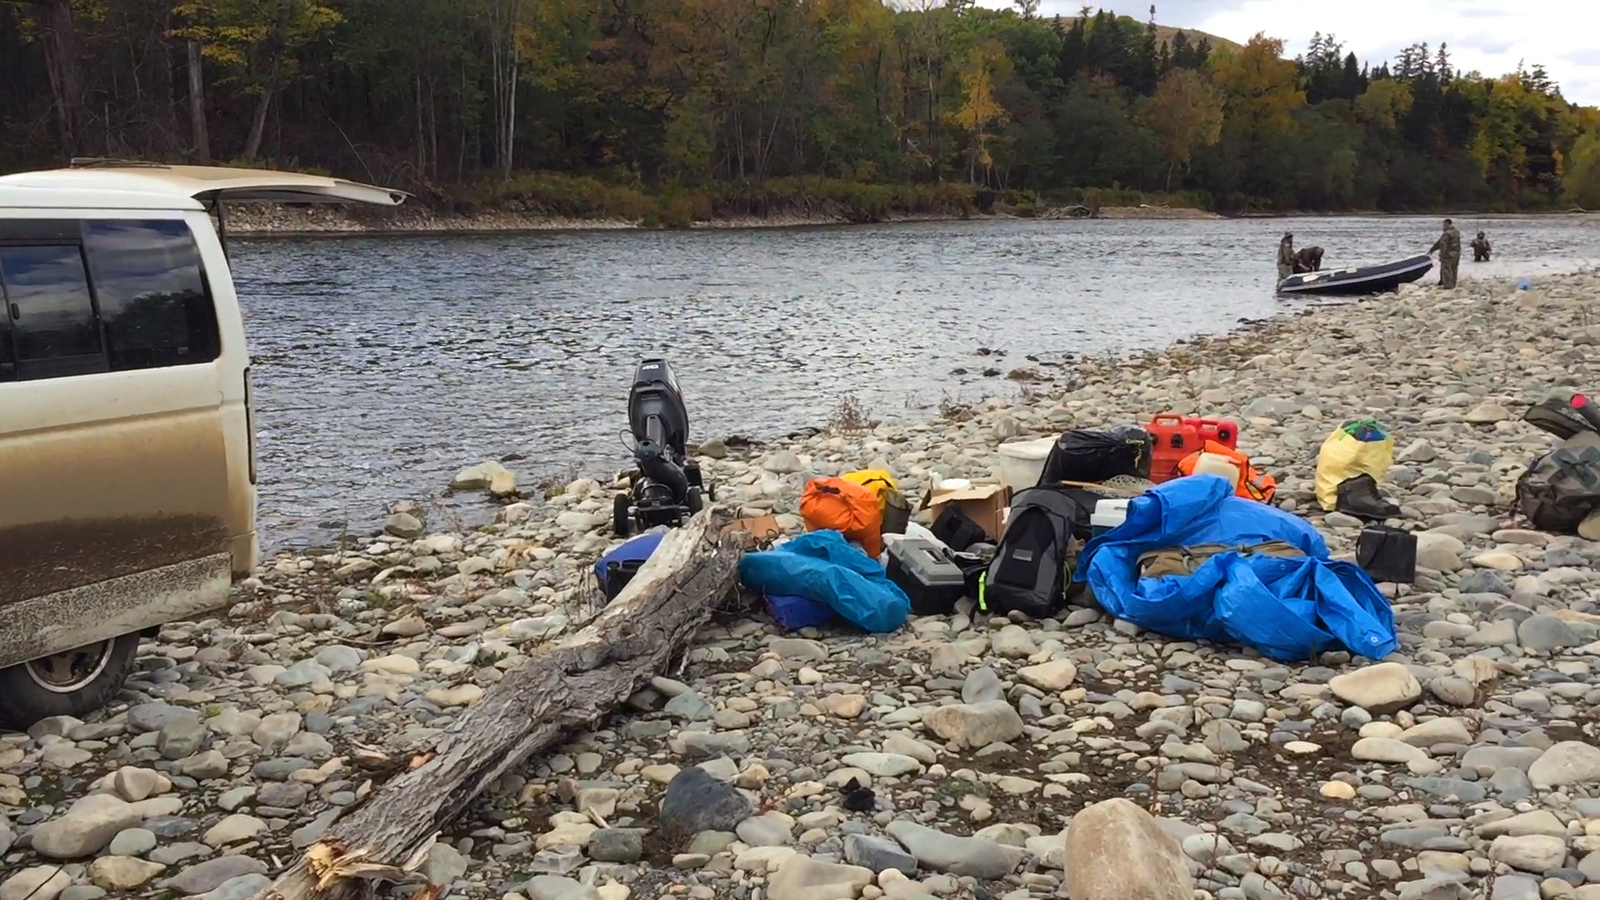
[252,509,740,900]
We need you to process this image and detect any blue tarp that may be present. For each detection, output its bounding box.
[738,530,910,633]
[1075,475,1398,662]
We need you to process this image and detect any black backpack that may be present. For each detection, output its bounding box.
[979,487,1094,619]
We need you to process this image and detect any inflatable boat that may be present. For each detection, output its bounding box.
[1276,254,1434,296]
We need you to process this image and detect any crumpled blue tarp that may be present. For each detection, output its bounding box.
[738,530,910,633]
[1075,475,1398,662]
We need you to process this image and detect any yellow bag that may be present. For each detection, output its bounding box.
[1315,420,1395,511]
[842,469,899,513]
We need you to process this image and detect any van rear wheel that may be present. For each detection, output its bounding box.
[0,634,141,730]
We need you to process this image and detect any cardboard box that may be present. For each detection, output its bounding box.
[722,515,784,549]
[918,484,1011,541]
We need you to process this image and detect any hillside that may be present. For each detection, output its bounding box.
[2,1,1587,214]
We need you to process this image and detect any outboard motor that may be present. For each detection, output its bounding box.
[613,358,709,536]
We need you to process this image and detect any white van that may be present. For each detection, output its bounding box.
[0,162,404,729]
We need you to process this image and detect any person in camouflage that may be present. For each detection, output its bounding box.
[1429,219,1461,288]
[1472,230,1492,262]
[1277,232,1295,281]
[1294,246,1324,273]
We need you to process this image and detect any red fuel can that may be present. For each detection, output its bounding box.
[1187,416,1239,450]
[1146,414,1239,482]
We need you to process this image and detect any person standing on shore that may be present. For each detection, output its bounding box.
[1277,232,1295,281]
[1472,230,1492,262]
[1429,219,1461,288]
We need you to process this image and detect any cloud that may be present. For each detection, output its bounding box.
[1459,34,1517,56]
[977,0,1600,104]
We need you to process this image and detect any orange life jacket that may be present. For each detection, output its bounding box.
[1177,440,1277,503]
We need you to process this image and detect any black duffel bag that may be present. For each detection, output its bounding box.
[1037,425,1152,486]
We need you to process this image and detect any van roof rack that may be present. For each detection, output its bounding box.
[68,158,169,169]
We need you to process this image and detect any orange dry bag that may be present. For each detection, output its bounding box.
[800,477,883,558]
[1177,440,1278,503]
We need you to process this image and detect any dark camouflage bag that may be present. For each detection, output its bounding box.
[1515,444,1600,534]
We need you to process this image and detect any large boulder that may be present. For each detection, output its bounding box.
[1017,659,1078,692]
[657,766,754,844]
[29,798,144,859]
[921,700,1023,750]
[765,856,874,900]
[1529,741,1600,787]
[1063,798,1194,900]
[884,821,1020,879]
[1488,834,1567,872]
[451,460,517,497]
[1327,663,1422,714]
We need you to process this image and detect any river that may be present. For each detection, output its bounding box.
[233,214,1600,547]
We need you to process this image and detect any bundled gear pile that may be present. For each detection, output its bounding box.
[716,398,1411,661]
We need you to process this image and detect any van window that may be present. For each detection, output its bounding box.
[82,220,221,370]
[0,244,109,381]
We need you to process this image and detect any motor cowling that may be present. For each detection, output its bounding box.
[628,358,689,459]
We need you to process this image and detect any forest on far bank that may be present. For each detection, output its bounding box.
[6,0,1600,224]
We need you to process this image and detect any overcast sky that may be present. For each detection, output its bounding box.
[973,1,1600,106]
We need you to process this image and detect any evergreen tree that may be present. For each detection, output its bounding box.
[1056,9,1089,84]
[1528,64,1556,95]
[1169,30,1194,69]
[1341,53,1365,100]
[1133,5,1159,94]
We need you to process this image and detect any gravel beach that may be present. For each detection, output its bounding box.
[6,270,1600,900]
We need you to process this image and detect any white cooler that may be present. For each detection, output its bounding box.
[1090,498,1131,537]
[996,437,1056,491]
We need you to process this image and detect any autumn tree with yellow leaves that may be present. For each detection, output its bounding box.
[950,40,1009,184]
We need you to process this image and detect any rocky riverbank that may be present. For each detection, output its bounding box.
[218,202,1215,235]
[1092,205,1222,220]
[7,270,1600,900]
[219,203,975,237]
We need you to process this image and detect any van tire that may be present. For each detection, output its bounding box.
[0,634,142,731]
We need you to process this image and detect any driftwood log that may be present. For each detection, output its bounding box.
[253,509,740,900]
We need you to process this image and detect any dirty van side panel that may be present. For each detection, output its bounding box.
[184,211,259,580]
[0,389,232,599]
[0,215,233,668]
